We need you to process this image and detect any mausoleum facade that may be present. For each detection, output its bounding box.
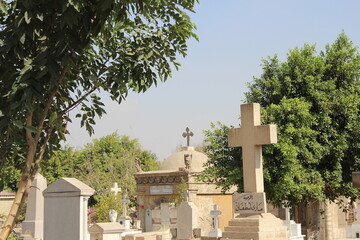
[135,145,235,236]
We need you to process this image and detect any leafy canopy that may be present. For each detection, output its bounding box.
[199,33,360,206]
[0,0,197,181]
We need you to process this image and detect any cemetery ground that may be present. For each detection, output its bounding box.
[0,103,359,240]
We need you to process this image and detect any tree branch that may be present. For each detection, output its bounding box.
[35,66,69,141]
[62,85,99,114]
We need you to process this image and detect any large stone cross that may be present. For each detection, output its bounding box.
[228,103,277,193]
[182,127,194,146]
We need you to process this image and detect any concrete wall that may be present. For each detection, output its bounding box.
[0,198,14,217]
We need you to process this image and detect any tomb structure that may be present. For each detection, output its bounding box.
[135,127,235,236]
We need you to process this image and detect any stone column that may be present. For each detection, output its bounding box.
[21,173,47,240]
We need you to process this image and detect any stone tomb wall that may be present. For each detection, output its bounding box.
[135,170,235,235]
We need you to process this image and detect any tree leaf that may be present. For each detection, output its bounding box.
[25,126,40,133]
[20,33,26,44]
[13,120,24,129]
[24,11,31,24]
[49,112,58,124]
[0,1,8,15]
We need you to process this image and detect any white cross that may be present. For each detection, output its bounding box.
[210,205,222,230]
[228,103,277,193]
[110,182,122,196]
[121,192,130,217]
[282,202,291,223]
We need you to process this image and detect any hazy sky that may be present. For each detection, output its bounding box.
[66,1,360,161]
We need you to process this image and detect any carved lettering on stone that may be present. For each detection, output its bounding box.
[233,192,267,214]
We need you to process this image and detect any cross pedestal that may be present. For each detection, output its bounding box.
[222,103,289,240]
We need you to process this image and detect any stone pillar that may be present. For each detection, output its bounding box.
[21,173,47,240]
[160,203,170,231]
[43,178,95,240]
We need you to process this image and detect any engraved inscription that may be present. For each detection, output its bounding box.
[233,192,267,214]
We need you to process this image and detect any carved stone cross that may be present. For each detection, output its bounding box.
[182,127,194,146]
[228,103,277,193]
[121,192,130,217]
[210,205,222,230]
[110,182,122,196]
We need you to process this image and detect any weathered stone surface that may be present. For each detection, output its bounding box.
[21,173,47,240]
[222,213,289,240]
[228,103,277,193]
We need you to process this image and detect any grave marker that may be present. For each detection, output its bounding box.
[111,182,122,195]
[119,192,131,229]
[209,205,222,237]
[222,103,289,240]
[228,103,277,193]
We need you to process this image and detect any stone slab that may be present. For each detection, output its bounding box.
[233,192,267,214]
[150,185,173,195]
[352,172,360,188]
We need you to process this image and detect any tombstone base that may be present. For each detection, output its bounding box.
[222,213,289,240]
[208,229,222,237]
[18,234,35,240]
[119,216,131,229]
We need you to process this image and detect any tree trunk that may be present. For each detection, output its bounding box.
[0,144,37,240]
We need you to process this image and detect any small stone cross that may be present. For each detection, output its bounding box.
[182,127,194,146]
[282,202,291,223]
[110,182,122,196]
[228,103,277,193]
[210,205,222,230]
[121,192,130,217]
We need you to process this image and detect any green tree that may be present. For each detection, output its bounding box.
[71,133,159,198]
[199,33,360,207]
[39,133,159,218]
[0,0,197,237]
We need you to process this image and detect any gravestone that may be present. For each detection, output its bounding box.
[160,203,170,231]
[209,205,222,237]
[222,103,289,240]
[109,182,121,222]
[21,173,47,240]
[145,209,152,232]
[352,172,360,188]
[110,182,122,195]
[282,204,305,240]
[43,178,95,240]
[177,201,198,240]
[119,192,131,229]
[89,222,123,240]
